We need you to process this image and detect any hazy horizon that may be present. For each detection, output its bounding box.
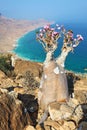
[0,0,87,23]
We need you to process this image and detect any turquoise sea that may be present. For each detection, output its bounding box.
[13,23,87,74]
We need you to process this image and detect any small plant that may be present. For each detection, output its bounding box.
[24,71,40,89]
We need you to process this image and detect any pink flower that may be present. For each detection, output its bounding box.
[53,31,59,35]
[78,36,83,41]
[77,34,83,41]
[43,29,46,33]
[51,28,55,31]
[44,25,50,30]
[39,33,43,38]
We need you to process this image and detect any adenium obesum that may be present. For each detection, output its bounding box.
[36,24,83,124]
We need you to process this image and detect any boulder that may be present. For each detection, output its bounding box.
[24,125,36,130]
[49,98,83,123]
[44,120,76,130]
[78,121,87,130]
[14,59,42,78]
[61,121,76,130]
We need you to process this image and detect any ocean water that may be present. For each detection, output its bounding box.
[13,23,87,73]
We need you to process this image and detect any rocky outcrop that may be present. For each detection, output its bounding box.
[49,98,83,123]
[0,58,87,130]
[14,59,42,78]
[0,88,32,130]
[0,70,6,78]
[0,77,15,88]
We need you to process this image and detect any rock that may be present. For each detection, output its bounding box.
[0,88,8,94]
[44,120,61,130]
[74,79,87,91]
[18,93,38,126]
[74,90,87,104]
[37,119,76,130]
[78,121,87,130]
[0,77,15,88]
[36,124,43,130]
[49,102,74,121]
[0,70,6,78]
[0,88,32,130]
[14,87,25,94]
[62,121,76,130]
[14,59,42,78]
[49,98,83,123]
[15,74,25,87]
[24,125,36,130]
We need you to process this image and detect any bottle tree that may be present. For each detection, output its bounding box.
[36,24,83,124]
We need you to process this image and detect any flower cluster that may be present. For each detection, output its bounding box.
[76,34,84,41]
[63,29,83,50]
[36,24,83,52]
[36,24,61,52]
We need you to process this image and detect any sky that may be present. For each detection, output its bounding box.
[0,0,87,23]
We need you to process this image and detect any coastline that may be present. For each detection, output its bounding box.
[66,69,87,78]
[0,16,87,75]
[0,15,52,53]
[0,25,41,53]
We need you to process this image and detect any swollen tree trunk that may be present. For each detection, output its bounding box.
[38,50,69,111]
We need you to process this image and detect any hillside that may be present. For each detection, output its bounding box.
[0,14,51,53]
[0,54,87,130]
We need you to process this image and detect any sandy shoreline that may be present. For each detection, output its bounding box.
[0,25,43,53]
